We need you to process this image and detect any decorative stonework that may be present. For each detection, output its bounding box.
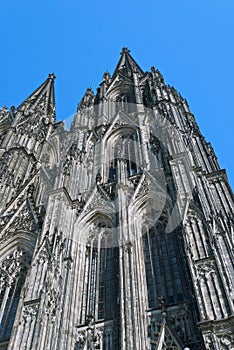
[78,88,95,110]
[216,333,234,350]
[22,302,39,324]
[76,317,104,350]
[0,50,233,350]
[196,259,216,279]
[0,249,30,289]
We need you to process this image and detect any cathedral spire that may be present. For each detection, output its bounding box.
[17,73,56,123]
[2,50,233,350]
[112,47,144,79]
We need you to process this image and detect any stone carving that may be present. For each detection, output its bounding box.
[37,245,50,264]
[68,141,84,161]
[0,268,8,291]
[0,183,39,238]
[84,191,109,213]
[0,150,11,181]
[8,205,37,233]
[78,88,95,110]
[75,194,86,215]
[63,155,73,176]
[161,334,181,349]
[63,142,84,175]
[149,318,181,350]
[76,316,103,349]
[17,112,47,140]
[0,106,8,119]
[0,249,30,290]
[45,286,60,322]
[135,176,149,199]
[22,302,39,324]
[196,259,216,279]
[217,333,234,350]
[0,149,39,211]
[0,201,39,239]
[75,332,86,349]
[168,309,189,342]
[40,230,66,321]
[205,335,216,350]
[102,71,111,84]
[149,134,161,155]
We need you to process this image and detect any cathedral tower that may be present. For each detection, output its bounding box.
[0,49,233,350]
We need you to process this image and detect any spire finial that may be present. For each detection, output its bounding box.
[121,47,131,54]
[48,73,56,80]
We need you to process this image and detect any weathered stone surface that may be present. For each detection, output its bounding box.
[0,51,233,350]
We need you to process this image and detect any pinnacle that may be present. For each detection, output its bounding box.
[112,48,144,79]
[121,47,131,54]
[48,73,56,80]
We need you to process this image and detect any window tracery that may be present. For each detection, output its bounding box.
[116,94,129,113]
[106,129,141,183]
[143,223,184,308]
[81,222,118,324]
[0,249,30,343]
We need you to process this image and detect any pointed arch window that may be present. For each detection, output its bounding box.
[98,240,118,320]
[143,223,184,308]
[82,224,119,322]
[116,94,129,114]
[106,130,141,183]
[0,250,29,343]
[87,244,98,317]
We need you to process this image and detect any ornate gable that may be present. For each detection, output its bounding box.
[0,185,41,241]
[152,318,183,350]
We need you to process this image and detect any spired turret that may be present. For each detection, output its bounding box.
[1,73,56,153]
[0,74,58,350]
[0,50,233,350]
[0,74,57,210]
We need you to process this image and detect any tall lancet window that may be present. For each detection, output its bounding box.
[82,223,119,322]
[143,222,184,308]
[0,249,29,343]
[116,94,129,114]
[98,239,118,320]
[107,129,141,183]
[88,245,97,317]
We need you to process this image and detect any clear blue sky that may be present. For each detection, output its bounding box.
[0,0,233,188]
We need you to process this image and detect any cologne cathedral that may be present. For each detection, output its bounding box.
[0,48,233,350]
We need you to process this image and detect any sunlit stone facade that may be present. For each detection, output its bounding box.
[0,49,233,349]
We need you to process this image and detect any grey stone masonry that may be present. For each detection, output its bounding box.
[0,49,233,350]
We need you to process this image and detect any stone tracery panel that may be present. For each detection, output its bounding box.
[0,249,31,343]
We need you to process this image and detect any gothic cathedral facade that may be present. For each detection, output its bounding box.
[0,49,233,350]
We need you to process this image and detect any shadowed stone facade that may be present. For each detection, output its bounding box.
[0,49,233,349]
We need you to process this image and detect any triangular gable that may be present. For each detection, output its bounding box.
[81,186,115,216]
[103,110,139,142]
[153,319,182,350]
[0,197,39,239]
